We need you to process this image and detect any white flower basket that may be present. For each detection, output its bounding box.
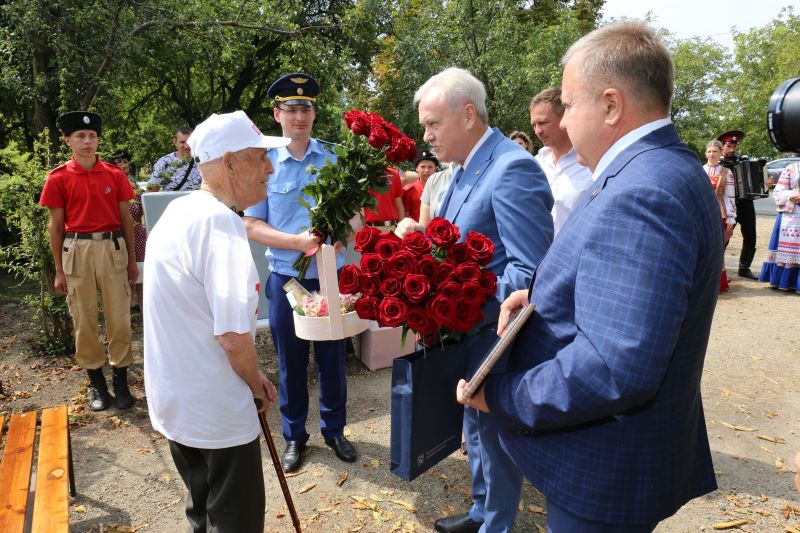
[293,244,368,341]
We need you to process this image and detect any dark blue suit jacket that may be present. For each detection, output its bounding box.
[441,128,553,371]
[483,124,720,524]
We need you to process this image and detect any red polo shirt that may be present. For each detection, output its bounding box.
[39,156,135,233]
[402,179,425,222]
[364,168,404,223]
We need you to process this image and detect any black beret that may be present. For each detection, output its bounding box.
[268,73,320,106]
[56,111,102,136]
[413,149,439,167]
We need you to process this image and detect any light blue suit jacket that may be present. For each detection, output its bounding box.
[441,128,553,349]
[483,124,721,524]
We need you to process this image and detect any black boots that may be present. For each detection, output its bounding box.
[112,366,134,410]
[86,366,134,411]
[87,368,112,411]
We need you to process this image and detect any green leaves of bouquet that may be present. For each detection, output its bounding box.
[293,110,417,279]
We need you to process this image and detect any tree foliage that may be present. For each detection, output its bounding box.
[364,0,601,146]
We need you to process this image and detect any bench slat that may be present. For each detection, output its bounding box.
[0,411,38,533]
[31,405,70,533]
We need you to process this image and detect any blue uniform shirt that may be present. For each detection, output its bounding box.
[244,138,345,278]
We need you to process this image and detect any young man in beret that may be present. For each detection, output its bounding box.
[39,111,138,411]
[244,73,357,473]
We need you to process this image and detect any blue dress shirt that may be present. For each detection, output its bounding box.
[244,138,345,278]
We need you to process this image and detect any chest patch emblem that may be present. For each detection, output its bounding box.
[105,186,112,194]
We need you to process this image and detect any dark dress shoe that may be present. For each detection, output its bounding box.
[282,441,306,473]
[323,434,357,463]
[738,267,758,280]
[433,513,483,533]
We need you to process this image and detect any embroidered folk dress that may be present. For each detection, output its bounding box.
[704,164,736,293]
[759,162,800,293]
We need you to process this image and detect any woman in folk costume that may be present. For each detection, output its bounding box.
[704,140,736,293]
[759,161,800,292]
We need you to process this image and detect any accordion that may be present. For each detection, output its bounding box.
[723,159,768,200]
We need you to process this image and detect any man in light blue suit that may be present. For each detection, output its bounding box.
[411,67,554,533]
[459,22,720,531]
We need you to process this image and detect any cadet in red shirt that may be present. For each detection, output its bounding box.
[402,149,439,222]
[39,111,137,411]
[363,167,405,230]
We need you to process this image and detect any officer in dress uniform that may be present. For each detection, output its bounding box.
[243,73,357,472]
[717,129,759,279]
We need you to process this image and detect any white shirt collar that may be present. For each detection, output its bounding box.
[455,126,492,174]
[592,118,672,181]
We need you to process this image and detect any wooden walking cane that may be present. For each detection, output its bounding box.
[255,400,302,533]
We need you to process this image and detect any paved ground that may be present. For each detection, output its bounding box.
[1,214,798,532]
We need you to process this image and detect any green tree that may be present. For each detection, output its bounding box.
[0,136,73,355]
[667,36,729,157]
[364,1,601,149]
[723,7,800,158]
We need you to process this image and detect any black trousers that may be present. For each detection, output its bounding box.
[735,198,756,268]
[169,438,265,533]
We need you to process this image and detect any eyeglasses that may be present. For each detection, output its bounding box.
[277,106,314,116]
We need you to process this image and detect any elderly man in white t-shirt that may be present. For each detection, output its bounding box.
[144,111,285,533]
[531,87,594,236]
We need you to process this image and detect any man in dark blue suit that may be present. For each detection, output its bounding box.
[458,22,720,531]
[408,67,554,533]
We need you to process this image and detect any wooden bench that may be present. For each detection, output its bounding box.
[0,405,76,532]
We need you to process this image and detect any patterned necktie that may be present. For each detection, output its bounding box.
[438,166,464,217]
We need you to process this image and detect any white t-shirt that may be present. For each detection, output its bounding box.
[143,190,261,449]
[535,146,594,236]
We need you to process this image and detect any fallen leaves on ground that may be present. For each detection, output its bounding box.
[528,504,547,515]
[784,504,800,519]
[712,519,752,529]
[298,483,316,494]
[284,470,305,478]
[336,470,349,486]
[721,422,757,432]
[758,435,786,444]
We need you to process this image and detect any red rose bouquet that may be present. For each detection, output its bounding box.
[293,110,417,278]
[340,217,497,344]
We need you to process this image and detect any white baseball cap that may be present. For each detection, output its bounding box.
[188,110,290,163]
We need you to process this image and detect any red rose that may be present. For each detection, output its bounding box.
[360,253,383,275]
[465,230,494,266]
[438,281,462,301]
[386,135,417,164]
[378,297,408,328]
[425,217,460,248]
[344,110,370,136]
[351,114,371,136]
[447,243,470,265]
[354,296,379,320]
[354,226,381,253]
[406,305,438,336]
[450,305,483,333]
[428,295,456,326]
[461,281,485,306]
[401,231,432,256]
[381,277,403,297]
[435,262,455,285]
[403,274,431,303]
[359,274,381,296]
[415,255,438,281]
[368,115,391,148]
[339,265,361,295]
[479,269,497,296]
[375,237,401,260]
[384,250,415,278]
[455,262,481,283]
